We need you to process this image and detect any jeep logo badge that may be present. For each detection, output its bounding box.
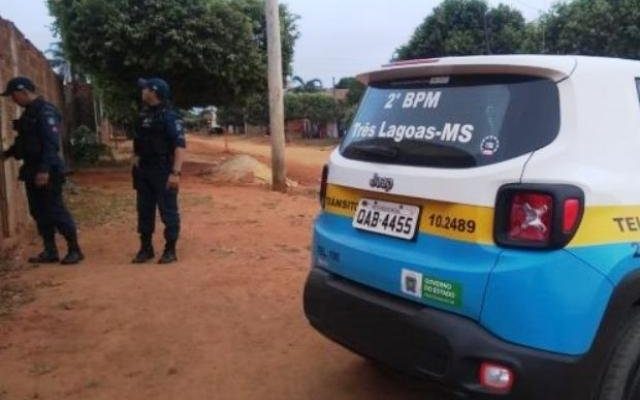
[369,173,394,192]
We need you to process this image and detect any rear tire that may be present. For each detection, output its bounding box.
[599,310,640,400]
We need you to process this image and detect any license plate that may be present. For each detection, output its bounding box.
[352,198,420,240]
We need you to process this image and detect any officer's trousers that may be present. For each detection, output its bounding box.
[133,167,180,243]
[25,173,78,245]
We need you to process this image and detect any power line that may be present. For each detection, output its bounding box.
[510,0,545,13]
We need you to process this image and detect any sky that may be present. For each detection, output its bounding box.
[0,0,557,86]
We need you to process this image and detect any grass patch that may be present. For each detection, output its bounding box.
[85,380,101,389]
[56,300,80,311]
[0,257,35,318]
[65,183,212,229]
[29,362,57,376]
[0,259,14,275]
[182,194,213,208]
[66,186,135,227]
[0,281,35,318]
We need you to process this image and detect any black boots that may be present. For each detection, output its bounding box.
[132,235,154,264]
[28,250,60,264]
[158,240,178,264]
[132,237,177,264]
[29,234,83,265]
[28,236,59,264]
[61,235,84,265]
[28,234,84,265]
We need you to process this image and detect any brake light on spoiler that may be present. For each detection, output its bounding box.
[382,58,440,68]
[494,184,584,250]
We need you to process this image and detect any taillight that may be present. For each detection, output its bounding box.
[495,184,584,250]
[563,198,581,234]
[508,193,553,243]
[319,164,329,208]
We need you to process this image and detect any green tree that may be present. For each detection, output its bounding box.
[284,92,343,138]
[395,0,525,60]
[486,4,526,54]
[243,94,270,126]
[284,93,341,123]
[216,102,247,128]
[47,0,299,124]
[290,76,323,92]
[335,77,365,106]
[46,42,88,83]
[334,77,366,130]
[519,19,546,54]
[218,92,344,137]
[240,0,299,78]
[216,92,271,127]
[534,0,640,59]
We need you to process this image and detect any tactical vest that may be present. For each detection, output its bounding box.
[134,107,172,166]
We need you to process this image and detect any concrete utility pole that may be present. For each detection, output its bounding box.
[265,0,287,192]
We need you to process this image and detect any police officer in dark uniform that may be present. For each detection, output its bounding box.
[132,78,185,264]
[1,77,84,265]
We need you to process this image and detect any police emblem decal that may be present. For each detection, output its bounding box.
[480,135,500,156]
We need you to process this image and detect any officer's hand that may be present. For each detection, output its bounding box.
[35,172,50,188]
[167,173,180,191]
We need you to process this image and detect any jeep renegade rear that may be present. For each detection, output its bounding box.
[304,56,640,399]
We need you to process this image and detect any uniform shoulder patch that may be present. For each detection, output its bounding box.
[42,106,59,120]
[41,106,61,133]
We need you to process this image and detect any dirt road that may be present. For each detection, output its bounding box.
[0,136,448,400]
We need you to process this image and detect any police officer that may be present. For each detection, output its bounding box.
[1,77,83,264]
[132,78,185,264]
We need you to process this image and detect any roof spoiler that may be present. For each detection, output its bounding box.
[357,56,577,85]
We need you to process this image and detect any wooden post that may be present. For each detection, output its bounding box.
[265,0,287,192]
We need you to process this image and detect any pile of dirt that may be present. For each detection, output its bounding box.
[198,154,298,187]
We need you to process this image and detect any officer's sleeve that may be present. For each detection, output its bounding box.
[165,112,186,149]
[36,107,62,173]
[133,113,144,156]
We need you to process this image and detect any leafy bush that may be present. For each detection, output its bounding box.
[69,125,111,165]
[285,93,343,123]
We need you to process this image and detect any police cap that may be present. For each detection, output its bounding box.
[138,77,171,100]
[1,77,36,96]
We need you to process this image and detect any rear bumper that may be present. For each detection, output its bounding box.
[303,267,604,399]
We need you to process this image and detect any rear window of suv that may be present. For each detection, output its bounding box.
[340,74,560,168]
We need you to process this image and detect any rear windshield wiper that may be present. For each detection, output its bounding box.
[346,142,399,159]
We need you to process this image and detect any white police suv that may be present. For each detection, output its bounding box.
[303,55,640,399]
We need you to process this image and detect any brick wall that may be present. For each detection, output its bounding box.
[0,16,64,248]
